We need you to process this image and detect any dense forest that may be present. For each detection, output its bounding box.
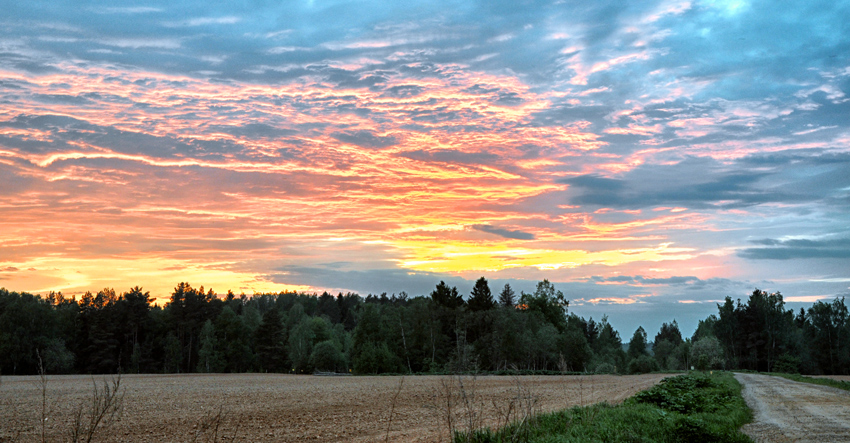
[1,280,847,376]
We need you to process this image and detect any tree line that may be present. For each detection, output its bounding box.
[0,281,847,375]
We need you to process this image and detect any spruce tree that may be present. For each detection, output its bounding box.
[468,277,495,311]
[498,283,516,308]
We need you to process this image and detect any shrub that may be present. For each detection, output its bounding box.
[631,373,730,414]
[691,337,724,370]
[309,340,345,372]
[771,354,800,374]
[594,362,617,374]
[352,342,399,374]
[627,355,658,374]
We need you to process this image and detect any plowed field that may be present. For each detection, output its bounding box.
[1,373,669,442]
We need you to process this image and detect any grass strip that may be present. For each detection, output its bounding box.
[767,372,850,392]
[456,371,753,443]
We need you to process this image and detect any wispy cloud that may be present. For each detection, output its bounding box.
[97,7,163,14]
[162,16,241,27]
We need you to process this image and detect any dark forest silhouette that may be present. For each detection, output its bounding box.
[1,280,847,376]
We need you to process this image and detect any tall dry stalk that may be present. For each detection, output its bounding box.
[512,373,540,441]
[191,405,241,443]
[437,376,456,442]
[431,370,540,443]
[489,371,541,443]
[37,350,48,443]
[455,373,485,440]
[68,375,124,443]
[434,374,476,441]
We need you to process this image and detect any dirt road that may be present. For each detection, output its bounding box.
[1,373,668,443]
[735,373,850,443]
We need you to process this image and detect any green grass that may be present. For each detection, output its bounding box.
[767,372,850,392]
[456,372,753,443]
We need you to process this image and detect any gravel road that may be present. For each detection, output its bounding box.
[735,373,850,443]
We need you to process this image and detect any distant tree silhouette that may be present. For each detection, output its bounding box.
[498,283,516,308]
[317,292,341,323]
[627,326,650,360]
[255,308,286,372]
[519,280,568,332]
[197,320,223,373]
[3,280,848,376]
[653,320,683,370]
[430,281,464,309]
[467,277,495,311]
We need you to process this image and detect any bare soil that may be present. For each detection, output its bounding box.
[736,373,850,443]
[1,373,668,442]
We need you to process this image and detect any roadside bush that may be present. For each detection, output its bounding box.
[627,355,658,374]
[672,414,750,443]
[631,373,734,414]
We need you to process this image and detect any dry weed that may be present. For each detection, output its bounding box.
[384,376,405,443]
[68,375,124,443]
[190,405,241,443]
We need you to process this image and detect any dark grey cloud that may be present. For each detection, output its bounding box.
[381,84,424,98]
[471,224,535,240]
[326,70,387,89]
[207,123,295,139]
[331,130,399,148]
[1,113,242,159]
[740,237,850,260]
[561,154,850,210]
[493,91,524,106]
[1,114,94,131]
[32,94,93,105]
[530,104,611,127]
[463,84,500,95]
[563,171,773,209]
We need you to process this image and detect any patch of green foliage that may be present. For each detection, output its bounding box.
[631,372,729,414]
[767,372,850,392]
[456,372,752,443]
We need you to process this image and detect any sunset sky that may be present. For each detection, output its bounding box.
[2,0,849,335]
